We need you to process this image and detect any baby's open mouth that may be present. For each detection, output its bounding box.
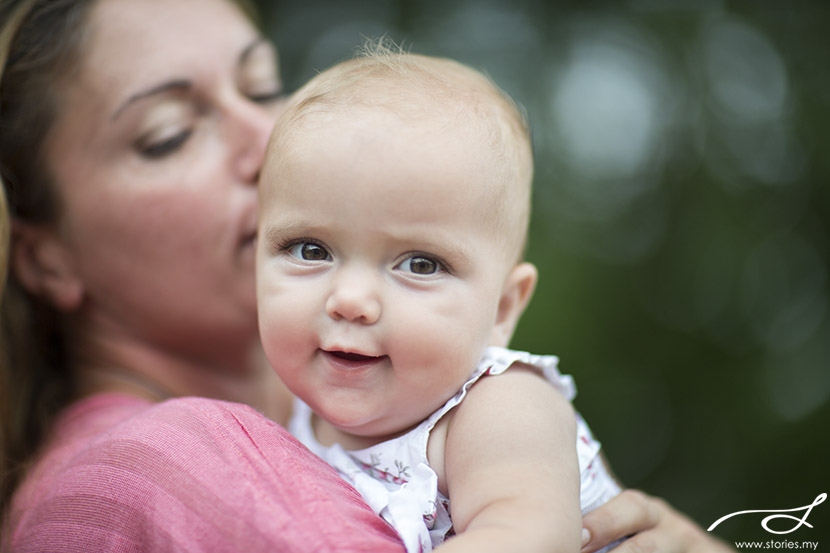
[328,351,381,363]
[323,350,389,371]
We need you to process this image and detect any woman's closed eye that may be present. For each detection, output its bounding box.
[239,40,285,106]
[133,100,195,160]
[247,89,287,105]
[135,128,192,159]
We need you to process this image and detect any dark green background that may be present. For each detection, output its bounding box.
[255,0,829,544]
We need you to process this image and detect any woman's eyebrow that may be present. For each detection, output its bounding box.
[110,39,271,122]
[111,80,191,121]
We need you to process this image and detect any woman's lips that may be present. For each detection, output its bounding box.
[236,232,257,264]
[240,231,257,249]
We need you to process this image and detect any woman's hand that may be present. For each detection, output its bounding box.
[580,489,736,553]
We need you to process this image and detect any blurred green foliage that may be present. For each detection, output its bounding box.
[256,0,829,542]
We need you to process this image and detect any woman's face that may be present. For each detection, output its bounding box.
[44,0,284,369]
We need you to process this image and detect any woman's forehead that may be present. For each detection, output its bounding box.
[80,0,259,100]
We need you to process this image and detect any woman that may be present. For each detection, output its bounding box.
[0,0,732,551]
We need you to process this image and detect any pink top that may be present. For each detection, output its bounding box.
[3,394,404,552]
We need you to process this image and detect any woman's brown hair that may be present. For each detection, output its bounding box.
[0,0,96,517]
[0,0,267,522]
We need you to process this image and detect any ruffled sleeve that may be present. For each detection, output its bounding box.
[479,346,576,400]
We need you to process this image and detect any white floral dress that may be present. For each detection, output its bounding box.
[289,346,622,553]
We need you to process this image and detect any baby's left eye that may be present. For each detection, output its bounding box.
[287,241,331,262]
[396,255,443,275]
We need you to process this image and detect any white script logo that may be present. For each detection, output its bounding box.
[707,493,825,535]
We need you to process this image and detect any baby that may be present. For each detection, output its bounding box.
[256,45,621,553]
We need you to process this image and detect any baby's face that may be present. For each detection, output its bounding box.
[257,107,518,439]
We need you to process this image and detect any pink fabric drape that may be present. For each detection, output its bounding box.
[4,394,404,552]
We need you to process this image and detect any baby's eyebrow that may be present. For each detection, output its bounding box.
[262,222,304,244]
[263,224,284,243]
[382,231,474,270]
[261,220,330,248]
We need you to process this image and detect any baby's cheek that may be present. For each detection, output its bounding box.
[406,318,482,380]
[258,289,304,349]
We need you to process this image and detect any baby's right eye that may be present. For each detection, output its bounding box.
[287,241,331,262]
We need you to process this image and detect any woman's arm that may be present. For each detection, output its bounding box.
[581,489,736,553]
[433,365,583,553]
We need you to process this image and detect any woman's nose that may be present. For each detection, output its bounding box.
[325,272,381,325]
[229,97,284,185]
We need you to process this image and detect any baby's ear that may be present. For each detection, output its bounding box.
[490,262,537,347]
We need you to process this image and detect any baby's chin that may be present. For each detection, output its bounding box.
[314,409,423,449]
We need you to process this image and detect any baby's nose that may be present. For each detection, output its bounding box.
[325,273,381,324]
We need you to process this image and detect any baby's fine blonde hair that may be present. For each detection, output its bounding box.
[266,39,534,261]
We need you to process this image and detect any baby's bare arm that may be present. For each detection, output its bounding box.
[435,365,582,553]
